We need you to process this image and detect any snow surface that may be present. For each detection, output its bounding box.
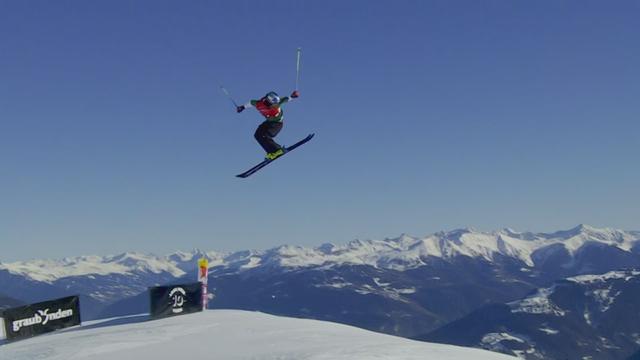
[538,327,559,335]
[1,225,638,283]
[0,310,516,360]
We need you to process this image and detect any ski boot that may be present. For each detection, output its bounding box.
[265,147,286,160]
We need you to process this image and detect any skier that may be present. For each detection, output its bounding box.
[236,90,300,160]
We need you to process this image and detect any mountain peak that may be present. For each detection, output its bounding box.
[318,243,338,254]
[435,228,476,244]
[434,228,470,237]
[572,224,599,233]
[546,224,605,239]
[497,228,538,241]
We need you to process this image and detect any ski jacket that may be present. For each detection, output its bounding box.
[243,96,292,122]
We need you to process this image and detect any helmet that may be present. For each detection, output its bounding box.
[265,91,280,105]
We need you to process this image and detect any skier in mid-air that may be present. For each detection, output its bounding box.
[236,90,300,160]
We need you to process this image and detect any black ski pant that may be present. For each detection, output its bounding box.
[254,121,283,153]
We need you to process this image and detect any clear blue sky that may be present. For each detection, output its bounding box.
[1,1,638,261]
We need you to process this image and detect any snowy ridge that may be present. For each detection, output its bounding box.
[508,270,640,321]
[253,224,638,270]
[481,332,540,358]
[569,270,640,314]
[0,250,228,284]
[0,310,516,360]
[508,286,566,316]
[0,253,188,283]
[1,225,638,283]
[568,269,640,284]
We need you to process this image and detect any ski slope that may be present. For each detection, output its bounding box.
[0,310,516,360]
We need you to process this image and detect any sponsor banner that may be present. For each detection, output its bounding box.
[149,282,202,319]
[3,296,81,341]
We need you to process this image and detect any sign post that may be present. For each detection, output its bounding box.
[198,257,209,311]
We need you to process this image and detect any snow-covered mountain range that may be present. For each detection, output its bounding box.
[2,225,639,360]
[422,269,640,359]
[2,224,638,283]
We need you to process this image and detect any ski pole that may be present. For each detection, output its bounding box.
[220,84,239,108]
[295,47,302,91]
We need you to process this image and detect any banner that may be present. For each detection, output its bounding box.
[149,282,202,319]
[2,296,81,341]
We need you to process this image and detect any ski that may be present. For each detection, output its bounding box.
[236,133,314,178]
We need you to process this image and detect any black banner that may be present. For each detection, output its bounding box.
[3,296,81,341]
[149,282,202,319]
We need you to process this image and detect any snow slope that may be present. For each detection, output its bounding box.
[0,310,516,360]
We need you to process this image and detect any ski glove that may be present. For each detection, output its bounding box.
[291,91,300,98]
[236,105,245,113]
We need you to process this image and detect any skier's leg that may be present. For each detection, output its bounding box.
[254,121,283,153]
[254,122,274,152]
[266,122,283,151]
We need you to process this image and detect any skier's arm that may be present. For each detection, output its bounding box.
[278,91,300,105]
[236,100,259,113]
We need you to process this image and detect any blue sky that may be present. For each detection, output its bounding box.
[1,1,638,261]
